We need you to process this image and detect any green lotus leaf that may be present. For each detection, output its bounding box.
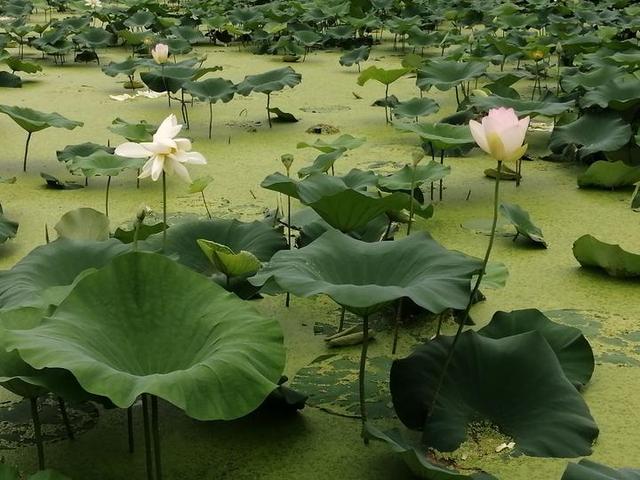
[267,107,299,123]
[296,134,366,153]
[366,425,498,480]
[499,203,547,247]
[378,161,451,191]
[162,38,192,55]
[562,459,640,480]
[236,67,302,96]
[54,208,110,242]
[0,239,129,310]
[292,30,322,46]
[251,230,482,316]
[0,105,83,133]
[101,57,140,77]
[478,309,594,388]
[0,71,21,88]
[188,175,214,194]
[56,142,111,164]
[113,222,165,244]
[393,97,440,119]
[297,148,346,177]
[171,26,206,44]
[339,46,370,67]
[68,150,144,177]
[357,66,409,86]
[549,112,632,160]
[4,252,285,420]
[0,205,18,244]
[143,218,286,296]
[390,330,599,457]
[123,10,155,28]
[580,76,640,111]
[577,160,640,189]
[471,261,509,290]
[140,66,199,93]
[560,66,625,93]
[416,60,488,91]
[184,78,235,103]
[471,95,574,117]
[632,185,640,211]
[573,234,640,278]
[73,27,114,48]
[108,118,155,142]
[290,208,391,245]
[29,470,72,480]
[395,122,475,150]
[4,56,42,74]
[197,239,262,278]
[40,173,84,191]
[261,172,301,199]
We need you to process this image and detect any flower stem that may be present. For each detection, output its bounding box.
[425,160,503,427]
[162,172,167,253]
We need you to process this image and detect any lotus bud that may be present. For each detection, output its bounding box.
[136,205,152,223]
[412,151,424,167]
[151,43,169,64]
[531,50,544,61]
[280,154,294,173]
[469,108,530,163]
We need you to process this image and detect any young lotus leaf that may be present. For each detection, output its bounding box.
[197,239,262,278]
[339,46,370,70]
[395,122,475,150]
[471,95,574,117]
[366,425,498,480]
[296,134,366,153]
[499,203,548,247]
[357,66,409,86]
[188,175,214,194]
[54,208,110,241]
[573,234,640,278]
[0,205,18,244]
[3,252,285,421]
[0,239,129,310]
[251,230,482,316]
[478,309,594,388]
[108,118,155,142]
[0,105,83,171]
[393,97,440,119]
[562,459,640,480]
[297,148,346,177]
[577,161,640,189]
[390,330,599,457]
[549,112,632,160]
[113,222,165,244]
[378,161,451,191]
[416,60,488,91]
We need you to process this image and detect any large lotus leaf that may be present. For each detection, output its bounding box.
[390,330,599,457]
[416,60,488,91]
[560,66,625,93]
[54,208,110,241]
[236,67,302,96]
[395,122,475,150]
[0,205,18,243]
[297,134,366,153]
[580,77,640,111]
[499,203,547,247]
[69,150,144,177]
[123,10,155,28]
[562,460,640,480]
[184,78,235,103]
[197,239,261,278]
[378,161,451,191]
[577,161,640,189]
[357,66,410,86]
[108,118,155,142]
[0,105,83,133]
[101,57,140,77]
[56,142,111,164]
[143,218,287,277]
[140,66,199,93]
[366,425,498,480]
[0,239,129,310]
[297,148,346,177]
[393,97,440,119]
[478,309,594,388]
[74,27,113,48]
[339,46,370,67]
[4,56,42,74]
[573,234,640,278]
[471,95,574,118]
[251,230,482,316]
[549,112,632,159]
[0,71,21,88]
[4,252,285,420]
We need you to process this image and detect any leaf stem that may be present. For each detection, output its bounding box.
[151,396,162,480]
[105,175,112,217]
[23,131,32,172]
[162,171,167,253]
[359,314,370,444]
[30,396,45,470]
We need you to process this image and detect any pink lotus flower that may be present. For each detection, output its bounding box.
[469,108,529,163]
[151,43,169,64]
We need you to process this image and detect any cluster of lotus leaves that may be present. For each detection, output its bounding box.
[2,252,285,421]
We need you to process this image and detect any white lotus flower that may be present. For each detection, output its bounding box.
[469,107,529,163]
[151,43,169,64]
[85,0,102,8]
[114,114,206,183]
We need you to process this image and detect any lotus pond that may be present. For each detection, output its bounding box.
[0,0,639,479]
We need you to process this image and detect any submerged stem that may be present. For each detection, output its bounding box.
[425,160,503,428]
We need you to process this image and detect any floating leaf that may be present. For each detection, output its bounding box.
[268,107,299,122]
[296,134,366,153]
[573,234,640,278]
[390,330,599,457]
[499,203,548,247]
[577,161,640,189]
[40,173,84,190]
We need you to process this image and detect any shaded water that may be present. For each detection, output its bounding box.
[0,36,639,479]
